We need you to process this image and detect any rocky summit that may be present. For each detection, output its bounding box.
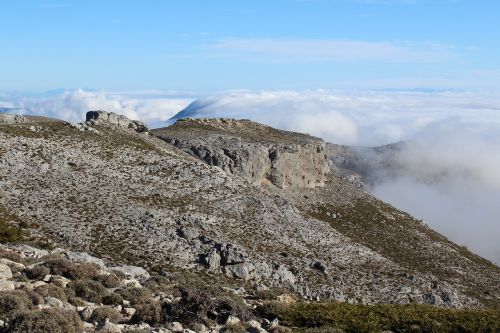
[0,111,499,332]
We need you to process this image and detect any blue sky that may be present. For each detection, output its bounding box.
[1,0,499,91]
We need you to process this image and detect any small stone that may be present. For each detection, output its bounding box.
[44,296,64,308]
[96,318,122,333]
[225,315,241,325]
[123,307,136,317]
[31,281,47,288]
[245,320,261,328]
[167,321,183,332]
[269,318,279,330]
[120,278,142,288]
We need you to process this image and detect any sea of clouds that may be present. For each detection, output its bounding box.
[1,89,499,263]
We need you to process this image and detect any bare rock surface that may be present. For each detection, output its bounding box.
[0,113,29,124]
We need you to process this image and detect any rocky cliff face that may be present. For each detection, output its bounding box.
[0,112,499,310]
[152,118,329,189]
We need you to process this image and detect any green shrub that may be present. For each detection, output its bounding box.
[95,272,122,288]
[223,323,246,333]
[68,296,87,307]
[255,287,287,301]
[102,292,124,306]
[41,258,99,280]
[0,248,24,264]
[0,290,32,320]
[90,306,123,324]
[0,219,26,243]
[131,299,163,325]
[9,308,83,333]
[25,290,44,306]
[67,279,108,303]
[165,288,253,325]
[35,284,67,303]
[116,286,152,305]
[26,265,50,280]
[143,275,173,293]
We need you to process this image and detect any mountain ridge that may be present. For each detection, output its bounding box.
[0,111,498,312]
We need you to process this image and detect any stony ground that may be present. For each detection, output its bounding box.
[0,112,499,324]
[0,243,287,333]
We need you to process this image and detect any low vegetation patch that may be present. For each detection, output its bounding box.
[259,301,500,333]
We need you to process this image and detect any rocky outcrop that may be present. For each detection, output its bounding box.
[86,110,148,133]
[0,113,29,124]
[153,118,329,188]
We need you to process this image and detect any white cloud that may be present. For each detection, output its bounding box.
[211,38,455,63]
[171,89,500,145]
[1,89,194,128]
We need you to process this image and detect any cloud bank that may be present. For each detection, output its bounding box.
[0,89,194,128]
[1,88,499,263]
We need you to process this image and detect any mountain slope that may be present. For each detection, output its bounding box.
[1,112,499,310]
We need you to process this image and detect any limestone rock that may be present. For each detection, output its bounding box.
[0,264,12,280]
[44,296,64,307]
[86,110,148,133]
[167,321,183,332]
[0,113,29,124]
[0,258,25,271]
[0,281,15,291]
[111,265,150,283]
[153,118,329,189]
[96,318,122,333]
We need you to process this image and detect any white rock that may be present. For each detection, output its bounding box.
[31,281,47,288]
[120,278,142,288]
[225,315,241,325]
[44,296,64,308]
[111,265,150,283]
[11,244,48,258]
[246,320,261,328]
[167,321,183,332]
[0,281,15,291]
[96,318,122,333]
[269,318,279,330]
[52,248,107,268]
[0,258,25,270]
[0,264,12,280]
[123,307,136,317]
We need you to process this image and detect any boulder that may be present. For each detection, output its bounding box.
[10,244,49,258]
[53,248,106,268]
[0,281,15,291]
[86,110,148,133]
[0,258,25,271]
[111,265,150,283]
[203,250,221,272]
